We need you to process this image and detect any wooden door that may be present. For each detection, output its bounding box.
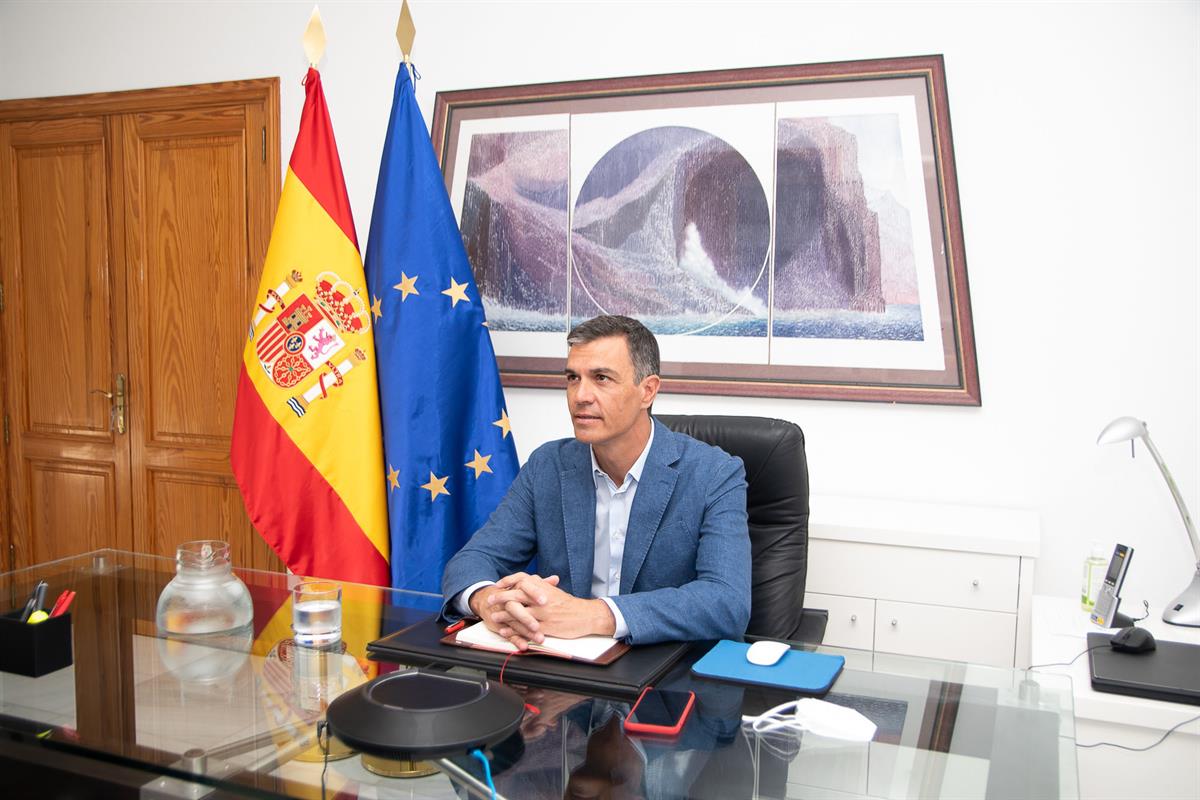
[0,79,282,571]
[0,115,133,566]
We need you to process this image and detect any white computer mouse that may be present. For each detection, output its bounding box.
[745,640,791,666]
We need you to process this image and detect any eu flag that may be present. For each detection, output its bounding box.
[365,64,518,593]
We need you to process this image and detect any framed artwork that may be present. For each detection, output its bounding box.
[432,55,979,405]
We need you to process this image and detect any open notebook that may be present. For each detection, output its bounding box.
[444,620,630,665]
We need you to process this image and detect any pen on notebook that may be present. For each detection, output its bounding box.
[444,619,467,634]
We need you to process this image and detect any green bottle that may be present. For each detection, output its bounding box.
[1081,541,1106,611]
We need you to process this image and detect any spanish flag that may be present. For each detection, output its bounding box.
[231,68,389,587]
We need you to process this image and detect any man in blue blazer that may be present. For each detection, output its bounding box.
[442,315,750,646]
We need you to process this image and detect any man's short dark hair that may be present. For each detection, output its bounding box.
[566,315,660,383]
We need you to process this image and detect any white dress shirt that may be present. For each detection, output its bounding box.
[456,426,655,641]
[589,424,654,640]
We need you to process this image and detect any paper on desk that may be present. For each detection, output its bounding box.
[456,621,617,661]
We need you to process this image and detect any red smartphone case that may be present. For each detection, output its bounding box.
[623,685,696,736]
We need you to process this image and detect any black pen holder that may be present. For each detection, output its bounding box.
[0,610,73,677]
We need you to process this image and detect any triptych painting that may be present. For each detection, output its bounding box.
[432,56,979,404]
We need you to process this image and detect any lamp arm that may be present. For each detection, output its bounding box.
[1141,432,1200,567]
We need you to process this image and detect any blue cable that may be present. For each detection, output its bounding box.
[469,748,496,800]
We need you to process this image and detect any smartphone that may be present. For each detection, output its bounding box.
[624,686,696,737]
[1090,543,1133,627]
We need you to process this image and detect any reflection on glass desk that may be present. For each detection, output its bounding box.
[0,551,1077,798]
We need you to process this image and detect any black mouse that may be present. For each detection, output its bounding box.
[1110,626,1157,653]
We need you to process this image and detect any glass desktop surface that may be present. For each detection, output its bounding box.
[0,551,1077,799]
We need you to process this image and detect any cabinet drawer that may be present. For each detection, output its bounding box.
[808,539,1020,612]
[806,592,874,650]
[874,600,1016,667]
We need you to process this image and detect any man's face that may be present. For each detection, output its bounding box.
[565,335,659,449]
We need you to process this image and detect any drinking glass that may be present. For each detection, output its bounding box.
[291,581,342,647]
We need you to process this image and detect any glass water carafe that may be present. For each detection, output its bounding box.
[156,540,253,635]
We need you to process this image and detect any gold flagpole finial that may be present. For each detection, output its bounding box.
[302,5,327,68]
[396,0,416,64]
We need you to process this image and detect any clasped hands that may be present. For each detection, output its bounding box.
[468,572,615,650]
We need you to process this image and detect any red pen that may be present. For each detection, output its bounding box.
[49,590,75,618]
[444,619,467,634]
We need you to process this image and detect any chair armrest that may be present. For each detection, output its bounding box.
[792,607,828,645]
[743,607,828,647]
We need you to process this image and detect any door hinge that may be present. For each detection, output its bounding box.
[2,414,8,446]
[7,543,13,572]
[262,127,267,164]
[0,280,5,313]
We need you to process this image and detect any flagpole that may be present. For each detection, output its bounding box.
[368,16,442,788]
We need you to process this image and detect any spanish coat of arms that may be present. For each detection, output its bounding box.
[249,270,370,418]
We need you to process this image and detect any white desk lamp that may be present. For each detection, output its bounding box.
[1097,416,1200,627]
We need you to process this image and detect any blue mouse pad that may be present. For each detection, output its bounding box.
[691,640,844,693]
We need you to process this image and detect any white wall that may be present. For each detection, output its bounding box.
[3,0,1197,609]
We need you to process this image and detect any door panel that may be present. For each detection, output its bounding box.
[121,102,279,569]
[0,117,132,566]
[141,132,247,446]
[28,460,118,564]
[148,468,258,568]
[12,125,113,438]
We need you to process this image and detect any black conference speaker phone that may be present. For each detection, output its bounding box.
[326,668,525,759]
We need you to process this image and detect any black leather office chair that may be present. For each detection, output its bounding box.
[656,414,827,644]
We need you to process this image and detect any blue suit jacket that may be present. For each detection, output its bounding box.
[441,419,751,644]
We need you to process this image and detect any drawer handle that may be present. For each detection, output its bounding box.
[972,579,980,588]
[890,619,898,627]
[850,614,857,623]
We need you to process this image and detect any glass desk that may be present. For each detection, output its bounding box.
[0,551,1077,798]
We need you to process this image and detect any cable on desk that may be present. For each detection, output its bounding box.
[1080,714,1200,753]
[469,747,497,800]
[317,720,330,800]
[1078,712,1200,751]
[740,700,808,760]
[1025,644,1108,670]
[1129,599,1150,622]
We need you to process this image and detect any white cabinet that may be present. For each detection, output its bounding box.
[805,495,1040,667]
